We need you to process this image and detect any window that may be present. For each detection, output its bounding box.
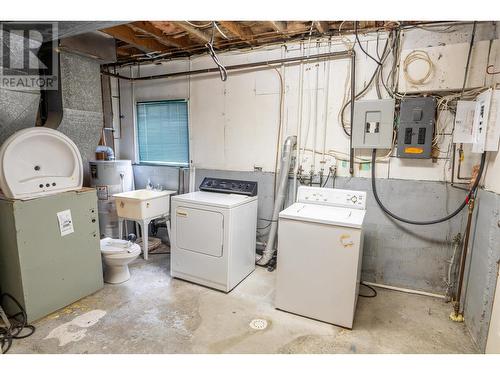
[136,100,189,165]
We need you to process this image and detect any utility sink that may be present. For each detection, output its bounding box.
[113,189,176,221]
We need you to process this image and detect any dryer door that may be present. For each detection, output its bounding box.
[175,206,224,257]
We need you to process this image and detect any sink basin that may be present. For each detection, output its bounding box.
[113,189,177,220]
[0,127,83,200]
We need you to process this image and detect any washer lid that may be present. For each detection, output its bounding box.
[172,191,257,208]
[279,203,366,228]
[100,238,141,255]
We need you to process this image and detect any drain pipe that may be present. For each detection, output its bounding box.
[257,135,297,266]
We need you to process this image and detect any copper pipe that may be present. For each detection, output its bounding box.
[457,143,472,180]
[453,197,475,316]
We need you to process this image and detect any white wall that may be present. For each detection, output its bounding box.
[114,22,500,194]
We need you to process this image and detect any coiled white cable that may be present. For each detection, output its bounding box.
[403,50,434,85]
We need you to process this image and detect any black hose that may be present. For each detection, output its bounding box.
[0,292,35,354]
[371,149,487,225]
[359,282,378,298]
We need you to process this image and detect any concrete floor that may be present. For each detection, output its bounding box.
[10,248,478,354]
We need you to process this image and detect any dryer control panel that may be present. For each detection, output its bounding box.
[297,186,366,210]
[199,177,258,196]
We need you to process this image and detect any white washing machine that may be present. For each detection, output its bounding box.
[275,186,367,329]
[170,177,258,292]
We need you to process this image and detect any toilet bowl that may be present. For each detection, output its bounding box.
[100,238,141,284]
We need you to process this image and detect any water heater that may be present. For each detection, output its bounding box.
[89,160,134,238]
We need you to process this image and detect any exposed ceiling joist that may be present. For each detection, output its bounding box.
[267,21,287,33]
[103,20,432,64]
[173,22,212,43]
[128,21,189,49]
[116,45,143,57]
[315,21,330,34]
[219,21,254,42]
[101,25,166,53]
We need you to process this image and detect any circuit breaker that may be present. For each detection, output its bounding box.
[352,99,395,149]
[397,97,436,158]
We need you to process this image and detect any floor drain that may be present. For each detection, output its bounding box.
[249,318,268,330]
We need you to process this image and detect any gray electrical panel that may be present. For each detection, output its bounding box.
[397,97,436,159]
[352,99,395,149]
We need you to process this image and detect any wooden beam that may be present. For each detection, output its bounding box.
[218,21,253,42]
[267,21,287,33]
[172,22,212,43]
[116,45,143,57]
[127,21,180,48]
[101,25,166,53]
[128,22,190,49]
[315,21,330,34]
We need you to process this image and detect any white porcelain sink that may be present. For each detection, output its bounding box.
[113,189,176,220]
[0,127,83,200]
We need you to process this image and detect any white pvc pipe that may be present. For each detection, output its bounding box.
[362,281,446,299]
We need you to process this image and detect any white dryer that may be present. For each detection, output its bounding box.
[275,186,367,328]
[170,178,258,292]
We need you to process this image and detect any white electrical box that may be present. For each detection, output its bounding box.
[472,89,500,153]
[453,100,476,144]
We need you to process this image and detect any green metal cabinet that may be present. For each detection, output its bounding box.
[0,188,103,322]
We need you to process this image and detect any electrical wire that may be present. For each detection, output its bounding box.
[414,25,457,33]
[487,65,500,75]
[206,22,228,82]
[340,30,396,136]
[321,168,332,187]
[403,50,434,86]
[0,292,35,354]
[359,282,377,298]
[371,149,487,225]
[184,21,213,28]
[273,66,285,201]
[354,21,382,66]
[461,22,477,97]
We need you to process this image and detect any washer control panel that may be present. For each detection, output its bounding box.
[297,186,366,209]
[199,177,258,196]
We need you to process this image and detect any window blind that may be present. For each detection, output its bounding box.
[136,100,189,165]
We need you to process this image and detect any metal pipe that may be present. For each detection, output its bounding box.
[321,42,332,166]
[457,144,472,180]
[292,46,306,203]
[453,197,476,318]
[312,56,320,175]
[101,50,351,82]
[257,135,297,266]
[349,51,356,175]
[95,145,115,160]
[116,68,123,139]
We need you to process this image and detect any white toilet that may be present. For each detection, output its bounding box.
[100,238,141,284]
